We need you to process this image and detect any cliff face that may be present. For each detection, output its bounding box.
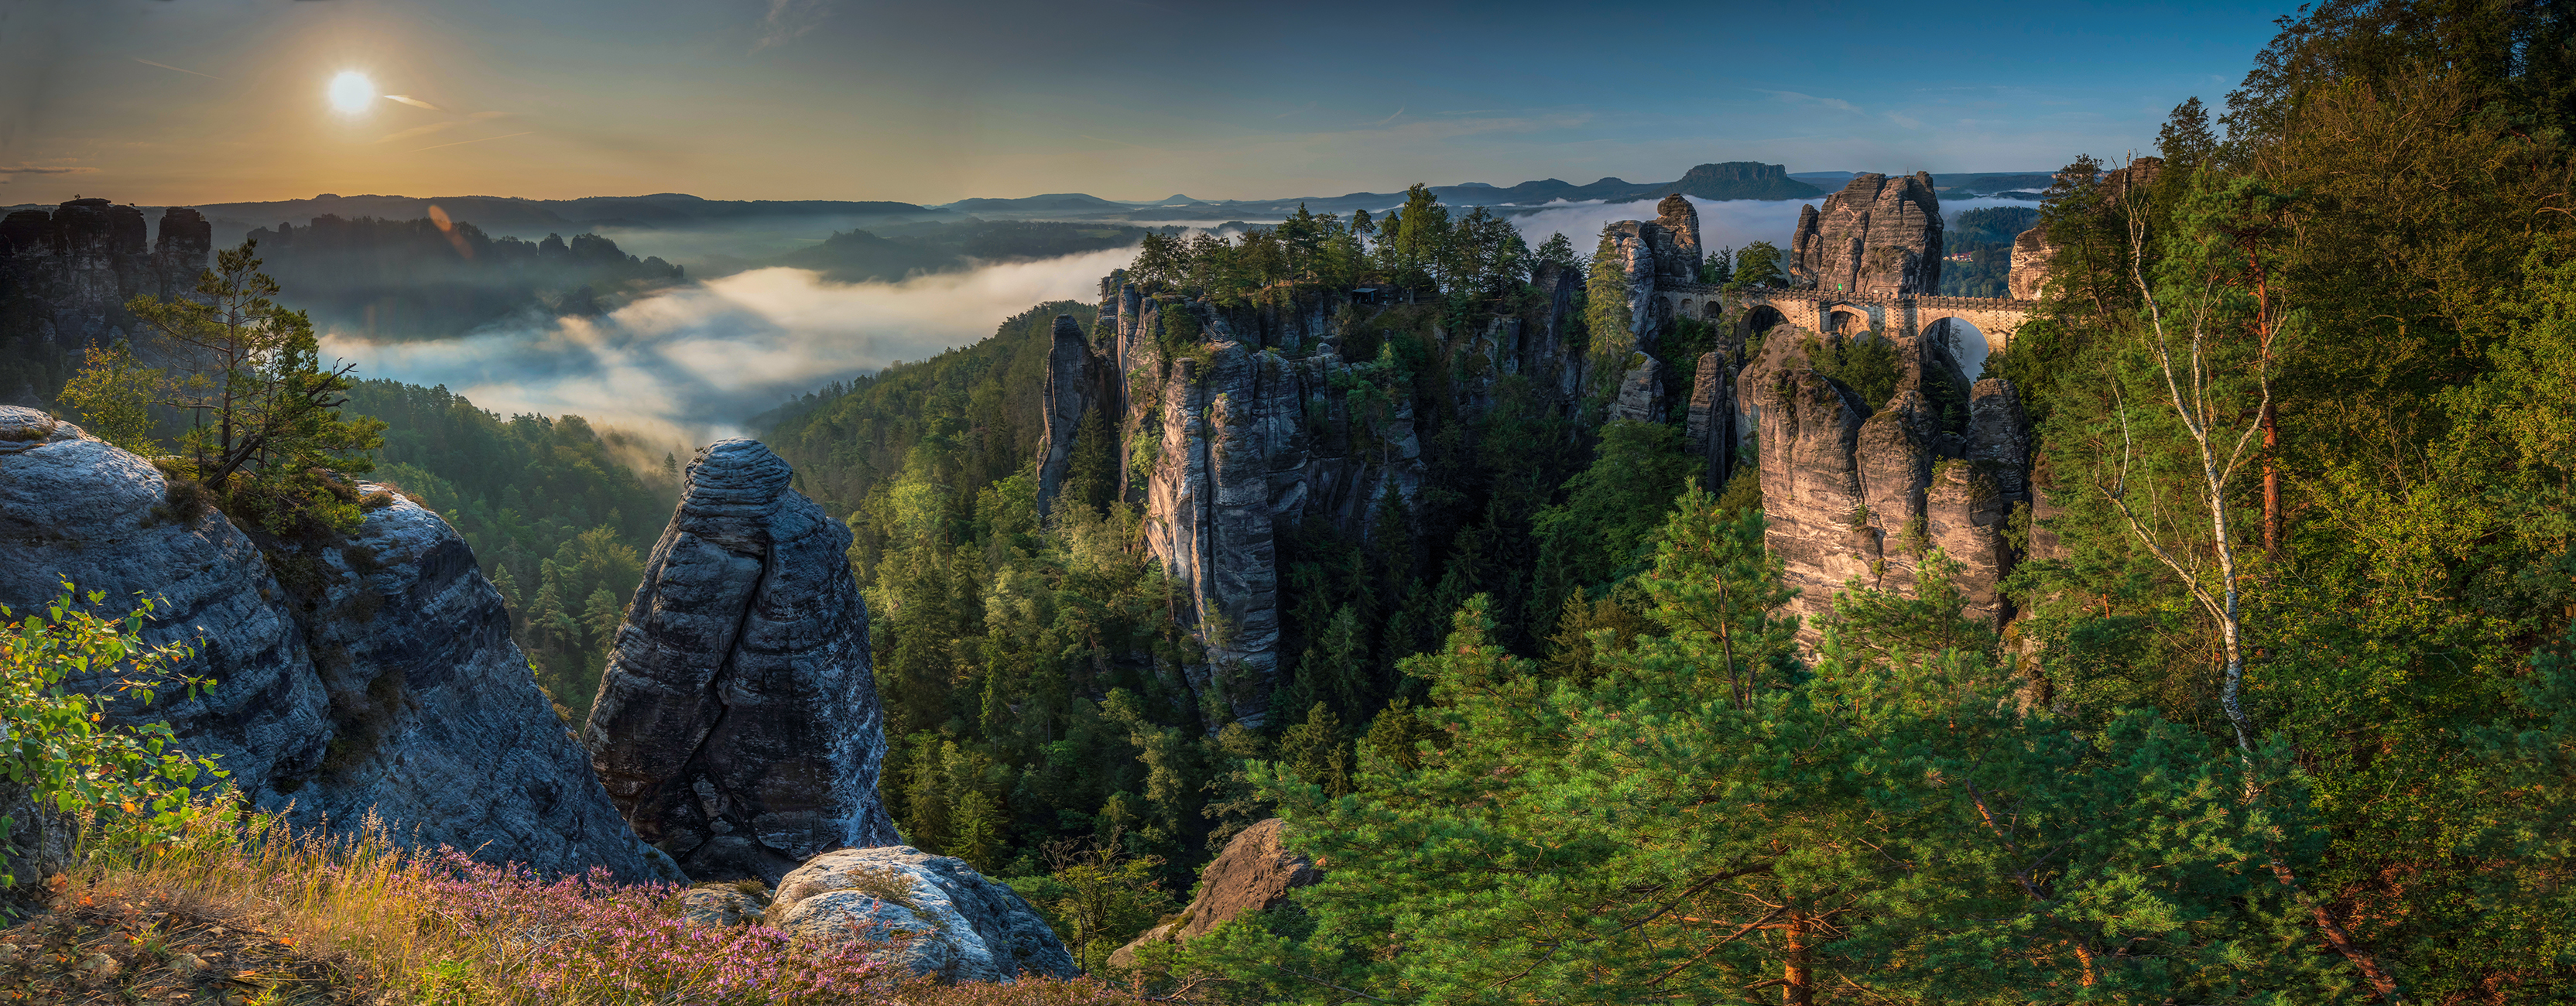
[1788,173,1944,296]
[1059,272,1587,728]
[0,201,210,402]
[1736,326,2027,636]
[0,407,669,879]
[585,439,900,883]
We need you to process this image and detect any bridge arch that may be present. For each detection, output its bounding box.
[1926,317,1995,378]
[1826,306,1872,335]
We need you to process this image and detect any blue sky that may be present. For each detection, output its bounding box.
[0,0,2299,204]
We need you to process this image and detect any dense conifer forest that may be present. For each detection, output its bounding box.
[743,2,2576,996]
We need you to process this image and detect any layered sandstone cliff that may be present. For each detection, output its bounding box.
[0,407,670,879]
[1788,173,1944,296]
[584,438,901,882]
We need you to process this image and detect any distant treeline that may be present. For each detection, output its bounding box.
[749,221,1156,283]
[242,215,682,340]
[1939,205,2038,297]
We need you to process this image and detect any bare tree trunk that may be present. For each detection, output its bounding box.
[2102,176,2403,1001]
[1782,917,1812,1006]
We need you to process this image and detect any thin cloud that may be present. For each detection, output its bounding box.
[1761,89,1863,115]
[1376,106,1406,125]
[132,57,220,80]
[0,164,97,175]
[754,0,832,50]
[413,131,533,152]
[379,111,508,144]
[385,94,447,112]
[1884,112,1924,129]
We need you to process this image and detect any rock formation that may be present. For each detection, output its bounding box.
[0,201,211,402]
[585,438,900,883]
[1687,351,1734,491]
[1033,313,1107,517]
[1788,173,1944,296]
[1736,322,2026,636]
[0,407,669,879]
[1108,817,1319,968]
[2006,158,2162,303]
[766,847,1077,983]
[2008,228,2057,300]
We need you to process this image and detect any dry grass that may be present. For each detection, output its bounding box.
[15,812,1153,1005]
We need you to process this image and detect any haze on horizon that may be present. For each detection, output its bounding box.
[2,0,2297,207]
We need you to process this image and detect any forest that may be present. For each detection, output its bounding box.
[13,0,2574,998]
[749,1,2576,999]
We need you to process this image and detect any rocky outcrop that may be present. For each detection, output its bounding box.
[584,439,899,883]
[0,408,669,879]
[0,201,211,402]
[2007,158,2162,303]
[1687,351,1734,491]
[1108,817,1319,968]
[1788,173,1944,296]
[767,847,1077,983]
[1033,313,1106,517]
[2008,227,2057,300]
[678,885,769,927]
[1737,324,2029,636]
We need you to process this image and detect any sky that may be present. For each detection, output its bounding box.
[0,0,2300,207]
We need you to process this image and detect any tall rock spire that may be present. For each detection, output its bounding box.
[585,438,900,882]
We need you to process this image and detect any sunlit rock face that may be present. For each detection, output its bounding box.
[0,407,670,880]
[766,846,1077,984]
[585,438,899,883]
[1789,172,1944,296]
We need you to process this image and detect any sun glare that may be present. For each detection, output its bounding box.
[328,71,376,114]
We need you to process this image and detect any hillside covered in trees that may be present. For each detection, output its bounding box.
[751,1,2576,997]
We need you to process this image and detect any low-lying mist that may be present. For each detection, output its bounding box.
[320,245,1140,451]
[322,195,2026,459]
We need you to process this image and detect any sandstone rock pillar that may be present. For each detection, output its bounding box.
[586,439,899,882]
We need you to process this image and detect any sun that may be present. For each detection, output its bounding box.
[328,71,376,114]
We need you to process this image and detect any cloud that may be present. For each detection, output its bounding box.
[0,163,96,175]
[1883,112,1923,129]
[378,111,508,144]
[1761,90,1862,115]
[413,131,533,152]
[319,245,1139,450]
[131,57,219,80]
[754,0,832,50]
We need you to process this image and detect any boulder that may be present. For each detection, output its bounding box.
[767,847,1077,983]
[677,885,768,927]
[584,438,900,883]
[1108,818,1319,968]
[0,408,668,879]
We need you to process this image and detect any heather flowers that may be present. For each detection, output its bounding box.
[391,849,894,1004]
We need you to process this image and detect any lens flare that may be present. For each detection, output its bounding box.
[328,72,376,114]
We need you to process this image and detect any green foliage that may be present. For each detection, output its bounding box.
[1726,238,1784,295]
[56,341,159,454]
[342,381,667,722]
[120,241,386,534]
[768,302,1092,518]
[0,586,235,889]
[1526,421,1696,642]
[1800,330,1902,406]
[1007,838,1178,974]
[1187,492,2320,1003]
[1581,232,1632,373]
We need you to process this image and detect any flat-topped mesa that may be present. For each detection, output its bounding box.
[586,438,899,883]
[1788,172,1944,297]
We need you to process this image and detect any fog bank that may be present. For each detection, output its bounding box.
[320,245,1139,450]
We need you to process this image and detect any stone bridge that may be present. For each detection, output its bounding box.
[1649,282,2036,355]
